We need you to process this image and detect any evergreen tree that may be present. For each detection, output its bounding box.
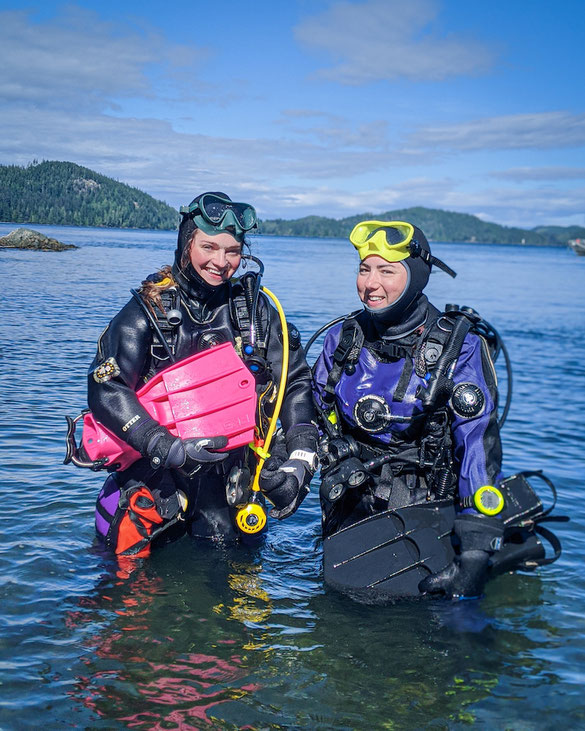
[0,161,179,230]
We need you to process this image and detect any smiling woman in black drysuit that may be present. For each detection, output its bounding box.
[67,193,319,557]
[311,219,563,600]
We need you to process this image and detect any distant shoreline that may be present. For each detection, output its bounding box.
[3,162,582,247]
[0,220,567,248]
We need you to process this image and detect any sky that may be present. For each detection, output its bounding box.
[1,0,584,228]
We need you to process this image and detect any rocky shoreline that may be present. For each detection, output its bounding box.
[0,227,78,251]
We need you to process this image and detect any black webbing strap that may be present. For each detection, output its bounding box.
[130,288,177,364]
[232,294,251,342]
[393,358,414,403]
[532,524,563,566]
[322,318,363,404]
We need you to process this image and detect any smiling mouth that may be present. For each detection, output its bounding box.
[366,294,385,307]
[204,266,226,279]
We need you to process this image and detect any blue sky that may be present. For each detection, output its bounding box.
[1,0,584,227]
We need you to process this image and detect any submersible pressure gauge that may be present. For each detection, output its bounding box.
[460,485,505,515]
[236,501,267,534]
[474,485,505,516]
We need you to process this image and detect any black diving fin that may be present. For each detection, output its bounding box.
[323,500,457,601]
[323,472,566,602]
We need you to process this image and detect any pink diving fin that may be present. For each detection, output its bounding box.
[80,342,257,471]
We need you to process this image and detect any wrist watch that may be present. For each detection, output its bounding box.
[290,449,319,472]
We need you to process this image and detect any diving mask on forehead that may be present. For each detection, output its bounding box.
[350,220,414,262]
[180,193,258,240]
[350,219,457,278]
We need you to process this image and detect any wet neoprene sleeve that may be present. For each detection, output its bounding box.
[87,298,162,453]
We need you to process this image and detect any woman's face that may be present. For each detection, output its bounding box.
[356,255,409,309]
[189,228,242,286]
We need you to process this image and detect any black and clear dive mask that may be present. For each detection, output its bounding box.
[180,194,258,240]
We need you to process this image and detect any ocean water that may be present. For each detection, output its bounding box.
[1,222,584,729]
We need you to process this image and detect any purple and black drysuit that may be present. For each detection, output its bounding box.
[314,223,509,598]
[313,298,502,537]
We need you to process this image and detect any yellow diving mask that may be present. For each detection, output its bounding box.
[350,220,414,263]
[349,219,457,278]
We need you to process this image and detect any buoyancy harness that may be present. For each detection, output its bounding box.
[310,305,503,508]
[141,263,271,380]
[67,257,294,544]
[143,264,278,439]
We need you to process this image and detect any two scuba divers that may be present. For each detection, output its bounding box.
[312,220,562,601]
[66,192,318,556]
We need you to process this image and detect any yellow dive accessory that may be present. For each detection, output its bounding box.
[474,485,505,516]
[235,502,267,534]
[349,220,414,263]
[235,285,289,534]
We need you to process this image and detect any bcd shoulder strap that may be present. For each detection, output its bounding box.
[414,313,455,377]
[134,287,180,382]
[230,272,268,359]
[322,317,364,405]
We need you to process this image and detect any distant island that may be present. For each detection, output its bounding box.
[0,161,179,230]
[1,161,584,245]
[260,209,585,247]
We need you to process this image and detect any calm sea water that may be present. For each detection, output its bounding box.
[1,223,584,730]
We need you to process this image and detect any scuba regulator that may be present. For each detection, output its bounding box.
[224,265,291,535]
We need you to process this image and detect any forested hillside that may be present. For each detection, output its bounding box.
[260,207,584,245]
[2,160,583,244]
[0,161,179,229]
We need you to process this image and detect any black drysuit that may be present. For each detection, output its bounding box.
[90,270,315,543]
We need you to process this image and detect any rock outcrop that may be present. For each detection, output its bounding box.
[0,227,78,251]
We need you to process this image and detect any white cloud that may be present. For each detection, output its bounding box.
[490,166,585,181]
[3,96,582,225]
[411,112,585,151]
[294,0,494,84]
[253,178,585,229]
[0,8,206,112]
[277,109,391,150]
[0,5,581,228]
[400,183,585,228]
[0,102,415,211]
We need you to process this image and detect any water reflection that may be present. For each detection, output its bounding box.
[68,544,272,728]
[62,535,569,730]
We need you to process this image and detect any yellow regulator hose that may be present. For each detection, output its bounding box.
[235,286,289,534]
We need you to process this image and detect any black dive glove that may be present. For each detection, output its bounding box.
[418,513,504,599]
[144,425,228,474]
[259,424,319,520]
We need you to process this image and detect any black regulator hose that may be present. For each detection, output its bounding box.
[473,317,513,429]
[241,255,265,347]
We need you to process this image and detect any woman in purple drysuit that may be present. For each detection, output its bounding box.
[312,220,504,598]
